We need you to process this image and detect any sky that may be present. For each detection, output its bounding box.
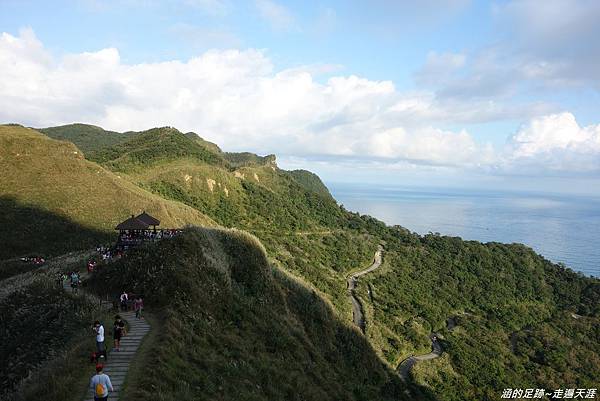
[1,0,600,195]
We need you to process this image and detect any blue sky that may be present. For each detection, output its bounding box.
[1,0,600,194]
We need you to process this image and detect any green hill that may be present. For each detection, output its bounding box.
[39,123,134,154]
[185,131,223,154]
[0,124,215,259]
[286,169,334,200]
[86,127,227,170]
[89,124,600,400]
[89,128,375,315]
[86,227,423,401]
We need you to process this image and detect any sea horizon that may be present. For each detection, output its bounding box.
[328,182,600,278]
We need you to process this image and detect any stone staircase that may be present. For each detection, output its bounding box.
[83,311,151,401]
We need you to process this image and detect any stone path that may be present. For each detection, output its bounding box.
[60,269,151,401]
[84,311,151,401]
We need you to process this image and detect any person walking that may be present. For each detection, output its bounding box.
[90,364,113,401]
[113,315,126,351]
[134,295,144,319]
[70,271,80,293]
[119,291,129,311]
[93,320,106,359]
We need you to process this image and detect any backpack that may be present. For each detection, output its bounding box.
[95,382,106,397]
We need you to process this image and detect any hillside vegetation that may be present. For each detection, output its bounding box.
[0,124,214,259]
[87,227,424,401]
[39,123,133,154]
[2,123,599,401]
[353,231,600,400]
[0,250,115,401]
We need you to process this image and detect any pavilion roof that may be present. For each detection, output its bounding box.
[136,211,160,226]
[115,216,150,231]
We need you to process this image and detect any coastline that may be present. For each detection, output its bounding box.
[328,182,600,278]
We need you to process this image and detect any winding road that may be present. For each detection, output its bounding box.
[344,245,444,381]
[397,334,443,380]
[347,245,383,333]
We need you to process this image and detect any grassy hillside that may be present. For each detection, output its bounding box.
[285,169,334,200]
[0,250,114,401]
[89,127,377,314]
[185,132,223,154]
[0,124,214,259]
[86,127,227,170]
[4,122,600,401]
[87,227,428,401]
[39,123,133,154]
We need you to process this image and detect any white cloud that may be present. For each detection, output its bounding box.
[0,29,598,176]
[506,112,600,173]
[255,0,295,32]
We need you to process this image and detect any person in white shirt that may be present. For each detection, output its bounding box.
[93,320,105,357]
[120,291,129,311]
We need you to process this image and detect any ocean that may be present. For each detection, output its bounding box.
[328,183,600,278]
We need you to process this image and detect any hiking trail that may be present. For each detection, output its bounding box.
[62,270,151,401]
[84,311,150,401]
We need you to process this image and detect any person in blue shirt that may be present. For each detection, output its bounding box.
[90,364,113,401]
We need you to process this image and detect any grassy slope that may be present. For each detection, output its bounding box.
[93,128,378,316]
[0,253,115,401]
[285,169,334,200]
[38,123,133,154]
[0,125,215,259]
[87,227,425,401]
[87,127,227,169]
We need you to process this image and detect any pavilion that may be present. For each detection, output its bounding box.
[115,215,150,232]
[135,211,160,231]
[115,212,162,247]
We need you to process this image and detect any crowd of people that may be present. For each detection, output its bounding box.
[96,244,123,261]
[20,256,46,265]
[117,229,182,248]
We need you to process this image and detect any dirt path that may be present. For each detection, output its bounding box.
[347,245,383,333]
[397,334,443,380]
